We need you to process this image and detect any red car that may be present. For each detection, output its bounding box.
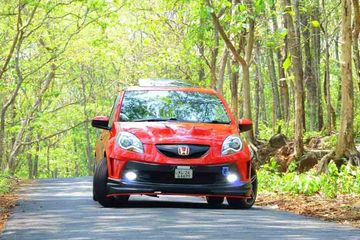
[92,79,257,208]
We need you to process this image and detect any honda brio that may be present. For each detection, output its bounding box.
[92,79,257,208]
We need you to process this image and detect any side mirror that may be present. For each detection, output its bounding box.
[91,116,110,130]
[239,118,252,132]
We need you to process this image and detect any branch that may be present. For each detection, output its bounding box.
[21,121,87,146]
[196,43,212,68]
[0,3,22,80]
[206,0,247,67]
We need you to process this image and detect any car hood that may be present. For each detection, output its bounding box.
[114,122,238,146]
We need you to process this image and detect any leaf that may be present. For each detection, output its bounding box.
[255,0,265,14]
[283,55,292,71]
[311,20,320,28]
[239,4,247,12]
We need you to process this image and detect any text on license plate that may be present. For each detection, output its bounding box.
[175,168,193,179]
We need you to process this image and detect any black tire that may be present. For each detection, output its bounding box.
[93,158,129,207]
[227,167,257,209]
[92,186,97,201]
[206,196,224,207]
[93,163,98,201]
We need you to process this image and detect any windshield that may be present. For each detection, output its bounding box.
[119,90,230,124]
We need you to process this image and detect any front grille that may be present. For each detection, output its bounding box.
[156,144,209,158]
[123,161,238,185]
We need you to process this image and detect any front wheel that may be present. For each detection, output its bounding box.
[227,167,257,209]
[93,158,129,207]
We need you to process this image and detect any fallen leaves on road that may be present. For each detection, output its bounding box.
[0,193,18,233]
[0,177,20,233]
[257,192,360,228]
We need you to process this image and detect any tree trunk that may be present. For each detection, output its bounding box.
[216,48,228,94]
[255,65,260,136]
[300,11,318,131]
[255,43,267,136]
[243,19,255,142]
[198,10,206,83]
[256,43,267,124]
[312,0,323,130]
[46,142,51,177]
[352,0,360,92]
[322,0,336,133]
[230,60,239,120]
[33,141,39,178]
[271,1,290,122]
[210,28,219,89]
[267,48,282,128]
[336,0,358,161]
[282,0,305,157]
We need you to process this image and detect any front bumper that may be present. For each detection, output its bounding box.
[106,161,252,197]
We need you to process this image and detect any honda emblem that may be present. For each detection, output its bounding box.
[178,145,190,156]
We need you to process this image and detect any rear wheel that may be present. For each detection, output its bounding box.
[206,196,224,207]
[93,158,129,207]
[227,167,257,209]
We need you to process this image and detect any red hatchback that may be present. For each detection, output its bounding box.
[92,79,257,208]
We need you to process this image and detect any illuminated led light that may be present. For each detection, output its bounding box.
[125,171,137,181]
[226,173,238,183]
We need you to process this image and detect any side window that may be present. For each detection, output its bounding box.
[108,95,120,128]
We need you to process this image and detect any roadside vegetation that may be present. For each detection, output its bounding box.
[0,174,18,232]
[258,160,360,198]
[0,174,18,195]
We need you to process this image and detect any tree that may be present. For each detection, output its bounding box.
[282,0,305,157]
[335,0,360,165]
[207,0,256,142]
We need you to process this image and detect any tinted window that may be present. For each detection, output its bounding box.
[119,90,230,123]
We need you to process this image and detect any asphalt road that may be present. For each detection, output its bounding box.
[1,177,359,240]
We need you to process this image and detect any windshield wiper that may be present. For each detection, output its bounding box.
[204,120,230,124]
[134,117,178,122]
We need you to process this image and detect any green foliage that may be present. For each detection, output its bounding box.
[283,55,292,72]
[0,173,17,194]
[258,160,360,198]
[353,114,360,141]
[311,20,320,28]
[257,119,294,140]
[323,135,338,149]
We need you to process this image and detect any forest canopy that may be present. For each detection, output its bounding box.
[0,0,359,179]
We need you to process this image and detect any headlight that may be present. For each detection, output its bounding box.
[116,132,144,154]
[221,134,243,155]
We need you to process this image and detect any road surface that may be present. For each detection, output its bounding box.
[1,177,359,240]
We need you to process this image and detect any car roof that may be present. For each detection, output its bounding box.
[123,78,217,94]
[124,86,217,94]
[138,78,197,87]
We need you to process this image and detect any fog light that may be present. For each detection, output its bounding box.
[125,171,137,181]
[226,173,238,183]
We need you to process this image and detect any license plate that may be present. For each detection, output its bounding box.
[175,167,193,179]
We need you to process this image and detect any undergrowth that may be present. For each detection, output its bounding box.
[258,159,360,198]
[0,173,17,195]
